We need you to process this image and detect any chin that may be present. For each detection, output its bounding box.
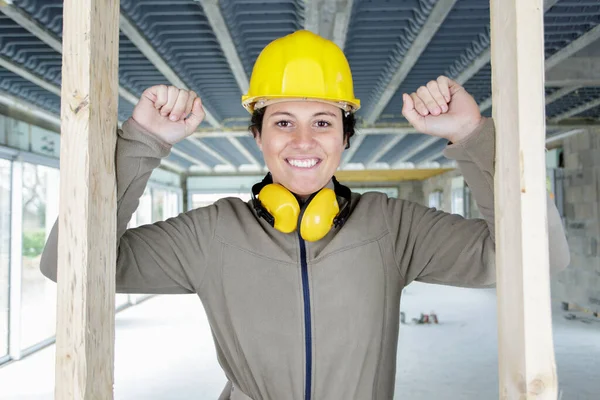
[282,176,329,197]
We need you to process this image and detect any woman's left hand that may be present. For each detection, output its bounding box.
[402,76,484,143]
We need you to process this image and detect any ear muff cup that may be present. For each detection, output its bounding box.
[252,174,351,242]
[257,183,300,233]
[257,184,340,241]
[300,188,339,242]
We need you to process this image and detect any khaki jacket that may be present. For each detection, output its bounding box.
[40,117,570,400]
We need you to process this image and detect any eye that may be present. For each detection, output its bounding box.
[315,120,331,128]
[276,120,292,128]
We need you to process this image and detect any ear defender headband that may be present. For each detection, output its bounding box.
[251,174,352,242]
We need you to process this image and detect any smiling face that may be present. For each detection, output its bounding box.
[255,101,346,196]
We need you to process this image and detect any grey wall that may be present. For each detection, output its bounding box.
[552,127,600,313]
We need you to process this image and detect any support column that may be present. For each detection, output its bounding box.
[55,0,119,398]
[490,0,558,398]
[8,159,22,361]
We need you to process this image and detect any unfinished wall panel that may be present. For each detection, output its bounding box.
[552,127,600,314]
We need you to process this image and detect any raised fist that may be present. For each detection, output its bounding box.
[131,85,205,145]
[402,76,483,143]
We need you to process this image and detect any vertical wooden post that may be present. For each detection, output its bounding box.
[490,0,558,398]
[56,0,119,398]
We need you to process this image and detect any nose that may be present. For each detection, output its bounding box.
[291,125,317,149]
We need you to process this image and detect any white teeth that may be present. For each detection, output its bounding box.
[288,159,318,168]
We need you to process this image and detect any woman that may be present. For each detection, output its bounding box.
[41,30,569,400]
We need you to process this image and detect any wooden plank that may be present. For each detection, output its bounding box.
[490,0,558,398]
[55,0,119,398]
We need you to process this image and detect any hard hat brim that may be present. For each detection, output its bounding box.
[242,95,361,114]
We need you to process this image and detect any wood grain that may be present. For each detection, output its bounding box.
[56,0,119,398]
[490,0,558,398]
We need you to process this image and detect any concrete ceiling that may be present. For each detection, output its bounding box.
[0,0,599,174]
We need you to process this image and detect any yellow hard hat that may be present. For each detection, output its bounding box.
[241,30,360,114]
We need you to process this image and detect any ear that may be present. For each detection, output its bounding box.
[253,128,263,151]
[343,133,349,150]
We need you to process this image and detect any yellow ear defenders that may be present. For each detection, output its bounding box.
[251,174,352,242]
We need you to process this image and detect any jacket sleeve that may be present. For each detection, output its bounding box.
[385,117,570,288]
[39,118,215,294]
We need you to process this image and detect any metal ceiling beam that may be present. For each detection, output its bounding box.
[332,0,354,50]
[544,86,582,105]
[0,55,206,172]
[478,24,600,114]
[421,85,587,164]
[6,50,211,173]
[305,0,352,43]
[543,0,561,11]
[0,90,61,129]
[304,0,321,34]
[340,133,366,167]
[392,136,440,168]
[363,0,457,125]
[0,1,61,52]
[550,97,600,123]
[0,61,59,100]
[546,121,600,129]
[454,49,490,85]
[226,136,263,168]
[0,90,186,173]
[545,128,586,145]
[545,25,600,71]
[365,134,407,167]
[188,138,236,168]
[118,13,221,128]
[194,0,249,93]
[546,78,600,87]
[0,56,61,96]
[453,0,560,85]
[171,148,211,171]
[194,0,265,169]
[544,57,600,87]
[159,158,188,174]
[478,97,493,113]
[119,12,258,171]
[0,1,139,105]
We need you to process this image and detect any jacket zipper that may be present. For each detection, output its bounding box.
[298,234,312,400]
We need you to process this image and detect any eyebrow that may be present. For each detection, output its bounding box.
[268,111,338,118]
[268,111,294,118]
[313,111,338,118]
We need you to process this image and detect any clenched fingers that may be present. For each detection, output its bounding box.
[401,93,424,131]
[412,79,450,116]
[185,97,205,134]
[410,92,429,116]
[153,85,169,110]
[160,86,180,116]
[426,80,448,113]
[436,76,452,102]
[169,90,190,121]
[184,91,197,119]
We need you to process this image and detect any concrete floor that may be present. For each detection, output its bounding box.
[0,282,598,399]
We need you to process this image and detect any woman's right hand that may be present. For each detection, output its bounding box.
[131,85,206,145]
